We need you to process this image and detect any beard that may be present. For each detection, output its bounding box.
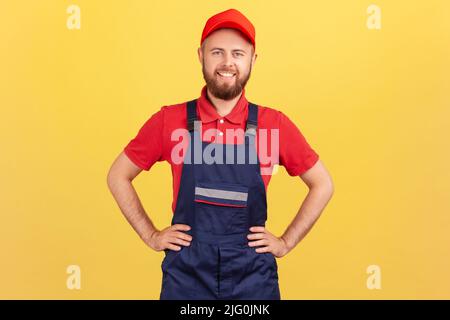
[202,59,252,101]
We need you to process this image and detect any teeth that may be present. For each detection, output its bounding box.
[218,72,235,77]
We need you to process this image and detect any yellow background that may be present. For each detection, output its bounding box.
[1,0,449,299]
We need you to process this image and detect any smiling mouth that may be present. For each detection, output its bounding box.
[216,71,236,79]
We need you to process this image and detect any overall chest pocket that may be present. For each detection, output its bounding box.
[194,181,249,235]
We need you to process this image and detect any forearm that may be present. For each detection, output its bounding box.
[281,185,333,252]
[107,176,157,246]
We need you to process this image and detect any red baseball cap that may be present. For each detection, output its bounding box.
[201,9,256,49]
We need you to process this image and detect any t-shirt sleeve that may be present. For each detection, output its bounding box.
[123,109,164,171]
[279,111,319,176]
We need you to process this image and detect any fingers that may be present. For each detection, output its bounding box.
[172,224,191,232]
[248,239,269,248]
[247,227,267,247]
[166,243,182,251]
[255,246,270,253]
[173,231,193,242]
[247,232,265,240]
[248,226,273,254]
[249,226,265,233]
[165,225,192,249]
[168,236,191,247]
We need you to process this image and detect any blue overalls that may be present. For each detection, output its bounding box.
[159,99,281,300]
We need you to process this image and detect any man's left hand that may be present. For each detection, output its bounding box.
[247,226,290,258]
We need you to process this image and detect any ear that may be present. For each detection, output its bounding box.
[198,47,203,64]
[252,52,258,65]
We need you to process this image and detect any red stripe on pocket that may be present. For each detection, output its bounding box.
[194,199,247,208]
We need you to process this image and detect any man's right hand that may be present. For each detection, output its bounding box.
[148,224,193,252]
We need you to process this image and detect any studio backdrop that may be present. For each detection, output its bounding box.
[1,0,449,299]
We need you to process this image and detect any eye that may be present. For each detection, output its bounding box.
[212,51,221,55]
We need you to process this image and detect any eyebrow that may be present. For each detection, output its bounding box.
[209,47,247,53]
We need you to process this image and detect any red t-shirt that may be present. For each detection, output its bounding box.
[124,85,319,213]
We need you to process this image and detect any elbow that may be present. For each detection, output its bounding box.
[327,180,335,199]
[106,165,125,192]
[106,166,116,192]
[107,163,134,193]
[311,176,334,199]
[326,175,334,195]
[323,175,334,198]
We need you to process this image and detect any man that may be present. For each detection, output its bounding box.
[107,8,334,300]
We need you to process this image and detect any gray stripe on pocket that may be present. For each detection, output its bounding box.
[195,187,248,202]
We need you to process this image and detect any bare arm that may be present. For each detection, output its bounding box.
[280,159,334,252]
[106,152,158,247]
[106,152,193,251]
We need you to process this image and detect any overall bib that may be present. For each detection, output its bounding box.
[159,99,281,300]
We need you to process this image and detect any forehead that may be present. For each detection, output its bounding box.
[204,28,252,51]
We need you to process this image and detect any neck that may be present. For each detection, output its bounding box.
[206,88,243,117]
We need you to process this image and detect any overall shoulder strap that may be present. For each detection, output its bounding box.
[245,102,258,136]
[186,99,198,132]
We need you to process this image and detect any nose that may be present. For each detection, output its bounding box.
[222,51,234,68]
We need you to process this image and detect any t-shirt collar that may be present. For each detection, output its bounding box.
[197,85,248,125]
